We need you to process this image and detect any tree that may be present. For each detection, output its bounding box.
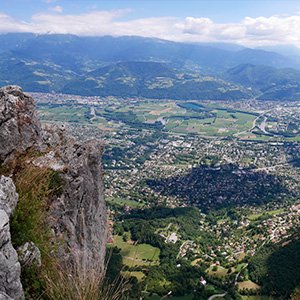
[122,232,130,242]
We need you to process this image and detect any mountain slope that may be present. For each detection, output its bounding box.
[0,33,299,100]
[225,64,300,100]
[63,61,253,99]
[2,33,299,72]
[0,55,75,92]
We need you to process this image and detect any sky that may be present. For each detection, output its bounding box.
[1,0,300,47]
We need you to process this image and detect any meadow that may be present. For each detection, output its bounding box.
[112,235,160,267]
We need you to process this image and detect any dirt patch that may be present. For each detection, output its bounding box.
[238,280,260,291]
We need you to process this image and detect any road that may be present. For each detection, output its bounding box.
[258,116,268,133]
[235,263,248,285]
[234,110,273,137]
[252,115,269,134]
[208,292,227,300]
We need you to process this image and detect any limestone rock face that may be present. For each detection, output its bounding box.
[0,85,107,293]
[51,139,107,271]
[0,177,18,216]
[0,179,23,300]
[0,291,14,300]
[0,86,41,163]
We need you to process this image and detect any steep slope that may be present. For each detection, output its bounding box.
[50,139,107,269]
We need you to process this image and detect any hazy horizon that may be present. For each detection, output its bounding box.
[0,0,300,48]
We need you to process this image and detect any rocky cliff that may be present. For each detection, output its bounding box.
[0,86,41,164]
[0,86,107,298]
[51,139,107,270]
[0,176,23,300]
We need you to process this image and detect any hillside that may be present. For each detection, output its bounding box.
[63,61,252,99]
[225,64,300,100]
[249,236,300,297]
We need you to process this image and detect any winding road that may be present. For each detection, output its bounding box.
[233,110,274,137]
[208,292,227,300]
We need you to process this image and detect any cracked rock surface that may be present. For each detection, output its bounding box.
[0,179,23,300]
[0,86,42,163]
[51,139,107,271]
[0,85,107,294]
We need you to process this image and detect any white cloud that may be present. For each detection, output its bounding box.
[29,10,129,35]
[50,6,63,13]
[173,15,300,47]
[0,9,300,48]
[0,13,32,33]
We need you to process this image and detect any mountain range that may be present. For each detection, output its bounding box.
[0,33,299,100]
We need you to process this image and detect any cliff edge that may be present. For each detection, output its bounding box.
[0,86,107,298]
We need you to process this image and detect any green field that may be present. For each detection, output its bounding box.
[248,208,286,221]
[207,265,229,277]
[38,104,121,130]
[234,263,248,272]
[102,101,258,137]
[38,105,90,123]
[112,235,160,267]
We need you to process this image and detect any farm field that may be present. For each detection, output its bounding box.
[112,235,160,267]
[100,100,258,137]
[37,99,300,141]
[37,103,121,130]
[37,100,260,138]
[38,104,90,123]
